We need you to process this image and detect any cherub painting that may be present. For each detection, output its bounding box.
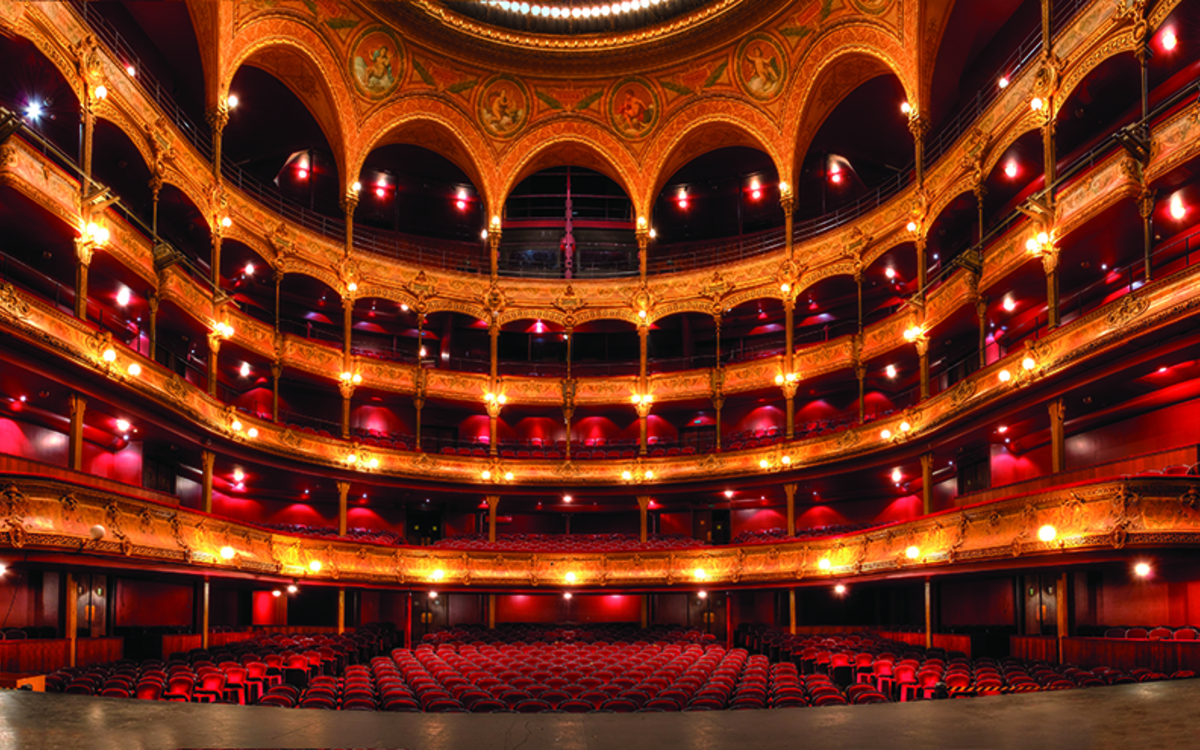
[350,28,403,98]
[737,35,787,101]
[478,77,528,138]
[608,79,659,140]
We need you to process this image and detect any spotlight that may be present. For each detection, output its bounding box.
[233,469,245,482]
[834,584,847,595]
[24,102,43,120]
[375,186,386,199]
[1161,29,1177,51]
[1170,195,1186,220]
[1134,562,1152,578]
[297,168,308,180]
[126,65,137,77]
[1003,297,1016,312]
[885,364,897,379]
[226,94,239,109]
[885,267,896,279]
[1004,161,1018,179]
[244,263,255,275]
[240,362,251,377]
[117,287,131,306]
[287,584,298,594]
[116,419,131,432]
[272,589,281,598]
[563,592,573,600]
[563,495,572,503]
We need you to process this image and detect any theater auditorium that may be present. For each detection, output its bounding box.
[1,0,1199,748]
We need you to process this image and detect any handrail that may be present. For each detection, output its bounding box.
[63,0,1103,279]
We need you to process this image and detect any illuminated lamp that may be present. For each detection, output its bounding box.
[428,591,438,599]
[116,419,131,433]
[504,471,514,481]
[1004,161,1018,179]
[1134,562,1152,578]
[287,584,298,594]
[900,421,911,433]
[900,101,912,115]
[351,181,362,193]
[834,584,847,595]
[102,348,117,362]
[240,362,251,378]
[906,546,920,559]
[830,171,843,185]
[891,468,902,483]
[348,282,358,293]
[760,459,770,470]
[698,591,707,599]
[1170,194,1186,220]
[309,560,321,573]
[244,263,255,275]
[880,429,892,440]
[481,470,492,481]
[886,364,897,378]
[126,65,136,77]
[1023,357,1036,371]
[221,216,232,229]
[564,592,573,600]
[818,558,832,571]
[231,420,242,432]
[297,167,308,180]
[226,94,239,109]
[1030,97,1044,112]
[780,283,791,294]
[220,546,236,560]
[24,102,43,120]
[885,267,896,279]
[565,572,577,583]
[117,287,131,306]
[563,495,573,503]
[127,363,141,376]
[375,186,386,199]
[693,568,707,581]
[431,569,445,581]
[998,76,1010,89]
[781,455,791,466]
[247,428,259,438]
[1003,297,1016,312]
[906,221,918,233]
[233,469,244,482]
[94,85,107,100]
[272,590,281,598]
[998,369,1012,383]
[724,490,733,498]
[1161,29,1177,51]
[1038,525,1057,542]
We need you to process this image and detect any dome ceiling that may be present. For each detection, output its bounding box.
[440,0,722,37]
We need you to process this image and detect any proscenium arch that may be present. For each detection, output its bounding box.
[224,32,352,191]
[351,111,492,217]
[644,106,787,219]
[494,123,642,222]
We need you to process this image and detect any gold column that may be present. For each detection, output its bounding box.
[73,237,94,320]
[343,191,358,258]
[782,379,798,440]
[342,297,354,368]
[916,336,930,401]
[206,104,229,181]
[274,273,283,333]
[337,588,346,635]
[909,113,929,189]
[206,330,221,398]
[210,229,223,296]
[781,184,795,259]
[640,595,649,629]
[147,294,159,358]
[339,376,355,440]
[1049,398,1066,473]
[68,394,86,472]
[856,361,866,423]
[1044,249,1061,329]
[200,580,210,650]
[486,495,500,543]
[562,378,575,461]
[636,223,649,282]
[65,572,77,667]
[487,594,496,630]
[784,482,796,537]
[713,313,723,451]
[638,324,650,455]
[924,579,934,650]
[637,495,651,544]
[271,360,282,422]
[1056,571,1069,663]
[789,589,797,636]
[921,452,934,515]
[337,480,350,537]
[489,319,500,455]
[976,296,988,369]
[915,235,928,296]
[488,221,502,280]
[201,450,215,514]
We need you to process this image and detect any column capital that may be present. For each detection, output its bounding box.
[636,495,652,511]
[205,105,229,135]
[201,449,216,472]
[336,480,351,498]
[485,495,501,509]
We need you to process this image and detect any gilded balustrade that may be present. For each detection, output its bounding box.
[1,476,1197,589]
[3,205,1200,486]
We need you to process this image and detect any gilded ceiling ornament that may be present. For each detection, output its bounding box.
[349,27,405,99]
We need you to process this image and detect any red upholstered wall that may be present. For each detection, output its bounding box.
[358,591,408,626]
[0,570,59,630]
[732,508,787,537]
[252,590,286,626]
[1078,565,1200,628]
[82,440,142,486]
[991,444,1052,488]
[939,577,1015,626]
[0,418,68,465]
[659,512,692,536]
[495,594,641,624]
[1066,394,1200,469]
[117,579,193,627]
[351,404,414,437]
[211,494,337,528]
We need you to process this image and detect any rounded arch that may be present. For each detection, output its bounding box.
[786,48,908,188]
[644,105,786,217]
[495,123,642,219]
[352,104,493,213]
[224,30,353,189]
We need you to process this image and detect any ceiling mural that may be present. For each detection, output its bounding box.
[229,0,906,209]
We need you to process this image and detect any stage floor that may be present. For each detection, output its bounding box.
[1,679,1197,750]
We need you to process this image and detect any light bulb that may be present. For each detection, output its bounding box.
[117,288,131,306]
[226,94,239,109]
[309,560,322,572]
[127,363,141,376]
[116,419,131,432]
[885,365,897,378]
[818,558,831,570]
[1134,562,1152,578]
[220,546,235,560]
[906,546,920,559]
[1038,525,1057,542]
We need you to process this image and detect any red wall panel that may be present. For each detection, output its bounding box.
[252,590,287,626]
[495,594,641,624]
[939,578,1015,626]
[116,579,193,627]
[1067,394,1200,469]
[659,512,692,537]
[0,418,68,465]
[732,508,787,537]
